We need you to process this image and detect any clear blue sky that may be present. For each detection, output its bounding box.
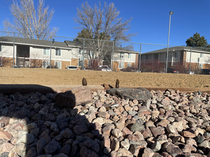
[0,0,210,52]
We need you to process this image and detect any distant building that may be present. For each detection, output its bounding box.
[140,46,210,72]
[0,36,138,70]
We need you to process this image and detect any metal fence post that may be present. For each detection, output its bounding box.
[139,43,142,72]
[111,41,114,70]
[82,39,85,70]
[13,32,15,67]
[189,47,192,73]
[49,37,52,68]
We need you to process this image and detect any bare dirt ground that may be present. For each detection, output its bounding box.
[1,67,210,93]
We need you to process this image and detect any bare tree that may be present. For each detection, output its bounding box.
[4,0,58,40]
[74,1,136,61]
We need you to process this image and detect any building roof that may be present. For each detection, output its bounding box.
[142,46,210,55]
[0,36,139,53]
[64,40,83,48]
[65,40,139,54]
[0,36,73,49]
[115,47,139,54]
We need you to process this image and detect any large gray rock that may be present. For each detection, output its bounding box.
[130,122,145,132]
[55,86,92,108]
[106,87,152,101]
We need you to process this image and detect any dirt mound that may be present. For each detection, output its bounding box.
[0,67,210,93]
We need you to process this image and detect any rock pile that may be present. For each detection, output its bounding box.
[0,88,210,157]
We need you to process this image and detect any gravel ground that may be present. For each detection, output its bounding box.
[0,87,210,156]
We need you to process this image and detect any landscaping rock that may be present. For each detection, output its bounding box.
[0,88,210,156]
[55,86,92,108]
[106,87,152,101]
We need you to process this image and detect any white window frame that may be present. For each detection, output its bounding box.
[42,60,50,68]
[120,53,124,58]
[54,61,61,69]
[119,62,124,69]
[56,48,61,56]
[128,53,131,59]
[43,48,50,55]
[79,49,83,55]
[127,63,131,67]
[199,63,203,69]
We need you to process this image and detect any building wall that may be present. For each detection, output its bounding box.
[71,48,81,58]
[112,52,136,70]
[0,44,85,69]
[30,58,42,68]
[71,58,79,66]
[30,47,44,59]
[131,63,135,67]
[1,43,139,70]
[124,62,127,68]
[84,59,88,68]
[135,54,139,68]
[0,43,16,67]
[112,61,119,71]
[181,51,186,67]
[142,51,181,63]
[112,52,136,62]
[30,46,72,61]
[111,61,135,71]
[60,61,70,69]
[185,62,200,71]
[204,64,210,69]
[51,48,71,61]
[185,51,210,64]
[2,57,14,67]
[0,44,16,58]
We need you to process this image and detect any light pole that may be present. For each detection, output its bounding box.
[166,11,173,73]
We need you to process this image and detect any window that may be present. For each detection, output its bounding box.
[42,60,50,68]
[199,63,203,69]
[56,49,61,56]
[174,52,178,58]
[119,62,124,69]
[0,44,2,51]
[145,55,148,59]
[79,49,83,55]
[55,61,61,69]
[120,53,124,58]
[128,53,131,59]
[127,63,131,67]
[43,48,49,55]
[200,53,204,58]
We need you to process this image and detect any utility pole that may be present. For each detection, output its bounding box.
[166,11,173,73]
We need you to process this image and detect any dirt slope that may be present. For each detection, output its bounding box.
[0,67,210,93]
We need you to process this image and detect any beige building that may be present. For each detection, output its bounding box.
[141,46,210,72]
[111,47,139,71]
[0,36,138,70]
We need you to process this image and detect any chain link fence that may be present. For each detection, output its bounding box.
[0,31,210,73]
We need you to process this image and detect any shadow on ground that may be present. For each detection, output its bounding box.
[0,84,106,156]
